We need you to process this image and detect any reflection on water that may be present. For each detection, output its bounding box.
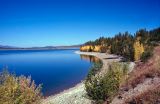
[80,54,100,63]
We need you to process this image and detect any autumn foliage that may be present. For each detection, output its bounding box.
[0,70,42,104]
[133,37,144,61]
[80,45,107,53]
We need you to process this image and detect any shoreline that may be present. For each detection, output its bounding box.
[41,51,123,104]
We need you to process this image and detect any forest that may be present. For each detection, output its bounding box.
[80,27,160,61]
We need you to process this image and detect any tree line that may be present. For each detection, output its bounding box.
[81,27,160,61]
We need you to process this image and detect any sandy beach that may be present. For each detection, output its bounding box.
[41,51,132,104]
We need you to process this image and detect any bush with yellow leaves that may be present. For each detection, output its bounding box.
[0,70,42,104]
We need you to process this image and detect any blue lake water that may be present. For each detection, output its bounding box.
[0,49,94,96]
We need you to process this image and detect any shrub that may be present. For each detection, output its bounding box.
[141,51,152,62]
[85,62,129,103]
[0,69,43,104]
[140,47,153,62]
[86,61,103,81]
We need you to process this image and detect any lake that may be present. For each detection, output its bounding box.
[0,49,97,96]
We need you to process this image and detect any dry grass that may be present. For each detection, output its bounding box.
[121,46,160,89]
[112,46,160,104]
[125,84,160,104]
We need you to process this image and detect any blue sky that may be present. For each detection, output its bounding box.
[0,0,160,47]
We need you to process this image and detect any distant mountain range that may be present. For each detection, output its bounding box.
[0,45,81,50]
[0,45,19,49]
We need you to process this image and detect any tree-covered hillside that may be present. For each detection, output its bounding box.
[81,27,160,61]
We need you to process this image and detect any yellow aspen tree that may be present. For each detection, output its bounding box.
[80,45,94,52]
[93,45,101,52]
[134,38,144,61]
